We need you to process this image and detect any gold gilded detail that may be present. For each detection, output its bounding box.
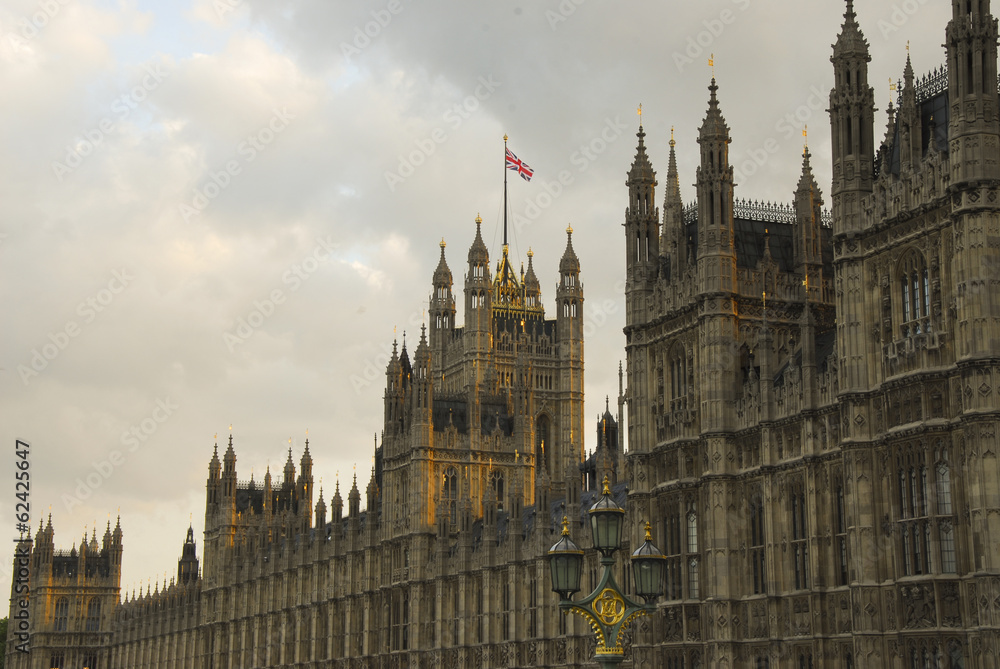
[592,588,626,626]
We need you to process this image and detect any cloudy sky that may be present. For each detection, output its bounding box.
[0,0,950,599]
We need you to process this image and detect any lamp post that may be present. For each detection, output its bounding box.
[548,476,665,669]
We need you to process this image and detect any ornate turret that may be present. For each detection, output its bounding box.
[406,325,434,480]
[896,52,922,173]
[365,468,379,541]
[947,0,1000,362]
[695,77,737,292]
[315,487,327,532]
[464,216,492,360]
[695,77,739,437]
[282,448,295,489]
[348,473,361,519]
[263,466,273,517]
[523,249,541,310]
[794,146,825,300]
[555,225,584,478]
[947,0,1000,183]
[177,525,199,585]
[219,435,237,521]
[298,442,313,531]
[624,121,659,325]
[384,339,405,436]
[429,239,456,359]
[829,0,875,236]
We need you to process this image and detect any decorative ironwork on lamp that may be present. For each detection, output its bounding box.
[547,476,666,669]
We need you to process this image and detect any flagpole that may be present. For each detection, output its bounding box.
[503,134,509,248]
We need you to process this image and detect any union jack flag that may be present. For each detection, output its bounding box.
[505,147,533,181]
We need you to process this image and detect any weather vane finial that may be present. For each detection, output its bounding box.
[637,103,642,126]
[709,53,715,77]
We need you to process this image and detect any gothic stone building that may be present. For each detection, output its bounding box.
[8,1,1000,667]
[622,1,1000,667]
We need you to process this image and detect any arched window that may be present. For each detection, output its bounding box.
[443,467,458,524]
[836,484,849,586]
[749,495,766,594]
[535,414,551,472]
[898,250,931,337]
[85,598,101,632]
[54,597,69,632]
[686,503,699,598]
[489,470,505,511]
[790,483,809,589]
[669,344,688,404]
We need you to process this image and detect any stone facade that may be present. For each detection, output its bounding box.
[624,2,1000,667]
[7,2,1000,668]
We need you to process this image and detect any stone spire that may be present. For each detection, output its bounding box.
[833,0,869,60]
[626,123,656,186]
[662,127,686,279]
[523,248,541,310]
[559,225,580,275]
[433,238,452,286]
[794,146,824,301]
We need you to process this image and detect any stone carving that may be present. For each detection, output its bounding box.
[902,585,936,629]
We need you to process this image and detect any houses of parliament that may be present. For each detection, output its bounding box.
[8,1,1000,666]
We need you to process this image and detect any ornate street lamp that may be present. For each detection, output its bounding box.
[548,476,665,669]
[631,522,667,604]
[548,516,584,599]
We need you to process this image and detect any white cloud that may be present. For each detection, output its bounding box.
[0,0,955,599]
